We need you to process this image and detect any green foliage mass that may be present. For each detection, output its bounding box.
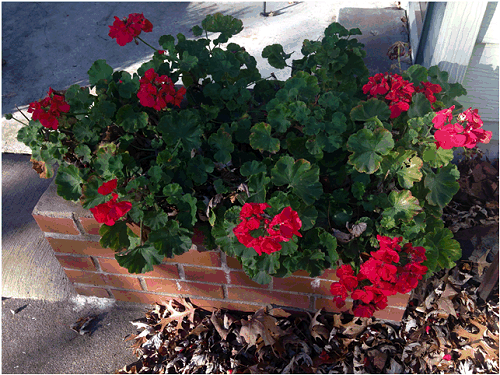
[17,13,468,283]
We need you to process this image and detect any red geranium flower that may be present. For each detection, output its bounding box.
[27,87,70,130]
[108,13,153,46]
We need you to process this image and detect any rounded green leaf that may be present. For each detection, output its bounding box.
[55,163,83,201]
[271,156,323,205]
[347,128,394,174]
[424,163,460,208]
[87,59,113,86]
[350,98,391,122]
[382,190,422,228]
[249,122,280,153]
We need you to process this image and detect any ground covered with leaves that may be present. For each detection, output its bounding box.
[118,156,499,374]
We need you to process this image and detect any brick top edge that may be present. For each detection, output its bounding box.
[33,179,93,218]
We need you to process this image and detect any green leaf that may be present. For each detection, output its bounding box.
[424,224,461,273]
[74,145,92,164]
[404,64,428,86]
[324,22,349,37]
[55,163,83,201]
[73,118,101,144]
[347,128,394,174]
[397,156,423,189]
[247,172,271,203]
[192,25,203,36]
[177,194,198,228]
[158,109,202,151]
[179,51,198,71]
[249,122,280,153]
[318,91,340,110]
[148,221,193,258]
[422,143,454,168]
[186,155,214,185]
[144,209,169,231]
[93,153,124,180]
[382,190,422,229]
[408,93,433,118]
[116,244,163,274]
[296,205,318,231]
[159,35,176,55]
[208,49,240,80]
[271,156,323,205]
[201,12,243,43]
[99,221,130,251]
[424,163,460,208]
[81,178,109,209]
[117,71,140,99]
[208,128,234,164]
[87,59,113,86]
[116,105,148,132]
[350,98,391,122]
[240,160,267,177]
[262,44,292,69]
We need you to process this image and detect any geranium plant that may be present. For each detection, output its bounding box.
[13,13,492,318]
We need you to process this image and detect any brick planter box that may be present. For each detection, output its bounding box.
[33,181,410,321]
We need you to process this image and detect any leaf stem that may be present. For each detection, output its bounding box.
[9,116,29,126]
[15,105,31,122]
[140,220,144,246]
[136,36,158,52]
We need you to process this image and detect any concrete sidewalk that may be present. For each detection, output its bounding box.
[2,2,409,373]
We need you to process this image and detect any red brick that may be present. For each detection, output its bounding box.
[47,237,115,257]
[143,263,179,279]
[64,269,106,287]
[273,276,330,295]
[226,256,243,269]
[101,274,143,291]
[55,254,96,271]
[171,249,221,267]
[145,279,224,299]
[79,217,101,235]
[111,290,171,305]
[227,286,310,309]
[386,292,411,309]
[230,271,268,289]
[75,286,110,298]
[318,269,339,281]
[98,258,179,279]
[97,258,132,275]
[184,266,226,284]
[373,306,406,321]
[189,298,265,313]
[33,215,79,235]
[315,297,354,313]
[292,270,310,277]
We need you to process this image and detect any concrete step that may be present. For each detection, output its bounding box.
[2,153,75,300]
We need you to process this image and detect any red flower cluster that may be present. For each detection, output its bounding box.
[108,13,153,46]
[415,81,442,104]
[233,203,302,256]
[362,73,415,118]
[330,235,428,318]
[432,106,493,149]
[362,73,445,119]
[27,88,70,130]
[89,179,132,226]
[137,68,186,110]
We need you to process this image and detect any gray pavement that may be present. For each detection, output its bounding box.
[2,2,410,373]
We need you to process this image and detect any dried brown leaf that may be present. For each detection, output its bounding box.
[158,298,197,333]
[309,309,329,341]
[239,308,283,347]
